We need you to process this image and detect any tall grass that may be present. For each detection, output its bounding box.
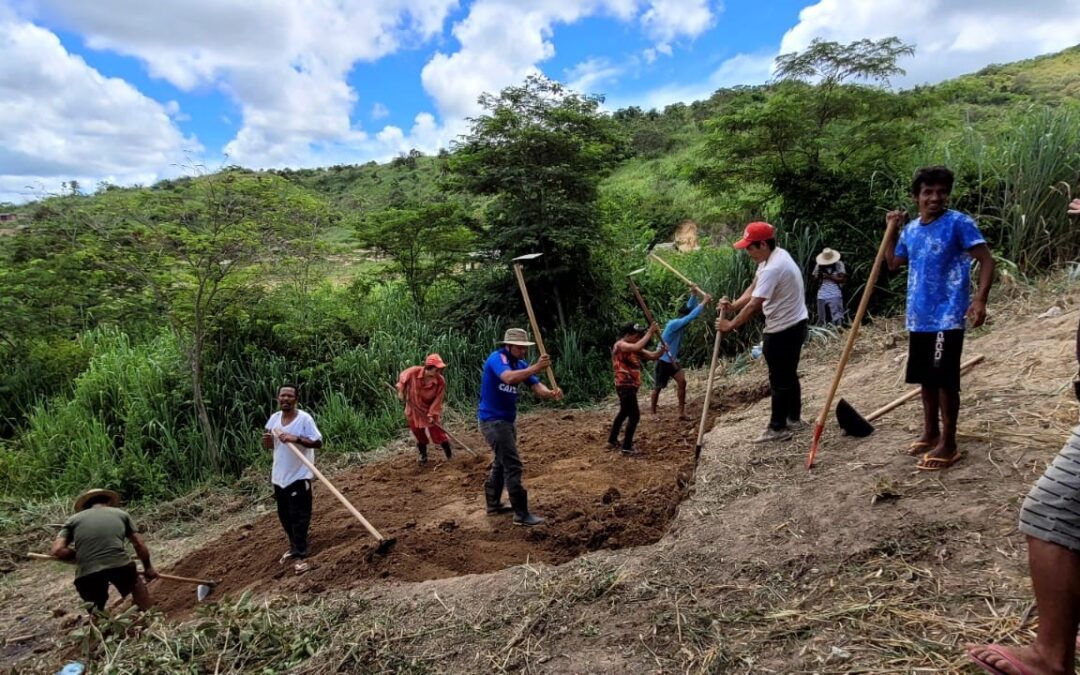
[921,105,1080,273]
[0,279,641,501]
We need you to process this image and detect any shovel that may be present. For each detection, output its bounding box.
[274,431,396,555]
[26,552,216,602]
[836,354,985,436]
[694,329,724,464]
[511,253,558,391]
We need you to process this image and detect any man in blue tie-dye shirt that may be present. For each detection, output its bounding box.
[885,166,995,471]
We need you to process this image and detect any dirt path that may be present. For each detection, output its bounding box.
[153,385,766,616]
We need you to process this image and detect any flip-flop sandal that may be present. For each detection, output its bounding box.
[278,551,294,565]
[905,439,937,456]
[293,561,310,575]
[966,644,1036,675]
[917,451,961,471]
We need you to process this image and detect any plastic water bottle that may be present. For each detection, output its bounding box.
[58,663,85,675]
[750,342,763,360]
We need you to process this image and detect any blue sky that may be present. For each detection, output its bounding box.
[1,0,1078,203]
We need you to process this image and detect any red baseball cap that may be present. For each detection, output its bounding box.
[424,353,446,369]
[733,221,775,249]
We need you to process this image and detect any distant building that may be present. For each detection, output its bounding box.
[0,213,16,223]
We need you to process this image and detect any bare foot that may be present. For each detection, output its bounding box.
[966,643,1063,675]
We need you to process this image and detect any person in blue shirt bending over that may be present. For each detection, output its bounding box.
[651,285,712,420]
[478,328,562,526]
[885,165,995,472]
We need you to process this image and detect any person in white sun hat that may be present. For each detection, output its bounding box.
[812,247,847,326]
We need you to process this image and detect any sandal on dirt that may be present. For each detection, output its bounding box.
[278,551,295,565]
[293,561,310,575]
[906,439,937,456]
[916,451,961,471]
[966,644,1036,675]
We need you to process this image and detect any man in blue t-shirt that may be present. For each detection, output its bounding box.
[651,285,712,419]
[479,327,562,526]
[885,165,995,471]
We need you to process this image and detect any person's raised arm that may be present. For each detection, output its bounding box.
[884,210,908,271]
[530,381,563,401]
[617,324,660,353]
[966,243,995,328]
[500,353,550,385]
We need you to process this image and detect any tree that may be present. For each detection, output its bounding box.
[449,75,628,327]
[79,170,328,469]
[694,38,921,260]
[356,200,477,307]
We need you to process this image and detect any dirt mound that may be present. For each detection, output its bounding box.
[153,386,766,616]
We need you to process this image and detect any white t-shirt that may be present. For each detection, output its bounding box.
[752,247,809,333]
[265,410,323,488]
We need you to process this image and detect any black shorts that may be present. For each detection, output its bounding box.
[653,360,682,390]
[906,330,964,391]
[74,562,139,611]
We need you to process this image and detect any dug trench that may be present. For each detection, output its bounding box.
[152,381,769,616]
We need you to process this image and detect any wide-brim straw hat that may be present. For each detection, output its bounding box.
[74,489,121,512]
[499,328,535,346]
[816,248,841,266]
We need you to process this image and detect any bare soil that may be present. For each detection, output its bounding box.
[153,383,767,616]
[5,279,1080,673]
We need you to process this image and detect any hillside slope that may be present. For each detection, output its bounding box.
[4,276,1077,672]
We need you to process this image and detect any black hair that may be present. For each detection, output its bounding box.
[620,322,645,337]
[278,384,299,396]
[761,238,777,251]
[677,306,692,317]
[911,165,954,197]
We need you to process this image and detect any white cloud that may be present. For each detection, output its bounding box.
[641,0,715,51]
[28,0,461,167]
[421,0,720,119]
[779,0,1080,87]
[371,102,390,119]
[0,18,196,202]
[565,57,624,94]
[606,51,775,111]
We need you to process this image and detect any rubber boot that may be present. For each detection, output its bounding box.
[441,441,453,459]
[485,483,513,515]
[509,488,545,526]
[417,443,428,464]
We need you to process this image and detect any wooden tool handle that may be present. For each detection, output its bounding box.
[627,278,674,362]
[864,354,985,422]
[512,263,559,391]
[694,329,724,455]
[277,435,387,543]
[807,219,898,469]
[27,552,214,585]
[648,253,698,288]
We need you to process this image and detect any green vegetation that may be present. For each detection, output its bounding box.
[1,41,1077,505]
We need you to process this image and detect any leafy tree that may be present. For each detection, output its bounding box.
[694,37,921,262]
[449,75,628,327]
[355,200,477,307]
[76,170,329,468]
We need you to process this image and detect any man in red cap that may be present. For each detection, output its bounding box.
[397,354,452,464]
[716,221,809,443]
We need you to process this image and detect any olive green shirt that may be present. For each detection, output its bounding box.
[59,506,135,579]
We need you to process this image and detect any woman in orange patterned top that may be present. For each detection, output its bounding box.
[397,353,451,464]
[608,322,665,456]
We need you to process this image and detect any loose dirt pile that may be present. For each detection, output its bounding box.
[154,383,767,616]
